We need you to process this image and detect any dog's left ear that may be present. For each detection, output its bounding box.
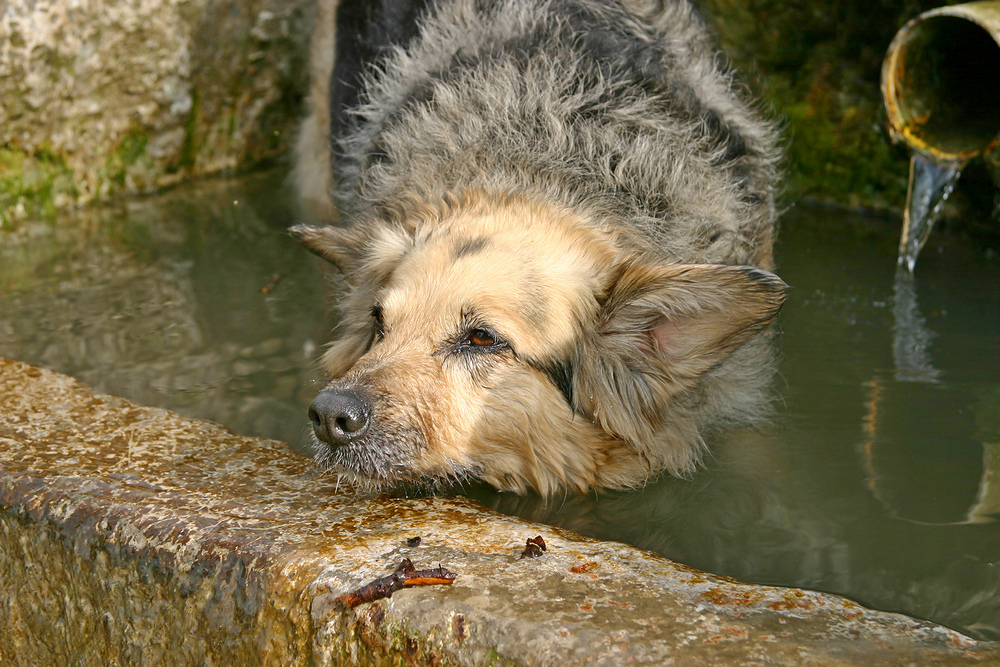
[601,263,786,376]
[289,224,365,269]
[581,263,785,445]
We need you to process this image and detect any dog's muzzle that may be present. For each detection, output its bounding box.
[308,388,371,447]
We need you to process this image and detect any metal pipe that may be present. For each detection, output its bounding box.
[882,1,1000,163]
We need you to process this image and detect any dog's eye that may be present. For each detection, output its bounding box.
[457,327,506,352]
[468,329,496,346]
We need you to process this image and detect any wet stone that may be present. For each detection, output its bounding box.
[1,356,998,666]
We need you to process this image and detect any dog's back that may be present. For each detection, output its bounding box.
[302,0,777,263]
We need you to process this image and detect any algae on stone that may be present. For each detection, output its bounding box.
[0,0,314,227]
[695,0,999,230]
[0,147,77,228]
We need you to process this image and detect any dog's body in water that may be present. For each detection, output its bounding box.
[292,0,786,495]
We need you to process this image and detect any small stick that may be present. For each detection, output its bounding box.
[334,559,456,609]
[401,564,455,585]
[260,273,283,294]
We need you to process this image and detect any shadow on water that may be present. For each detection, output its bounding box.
[2,169,999,639]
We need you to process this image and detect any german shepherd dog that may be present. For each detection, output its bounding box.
[292,0,785,495]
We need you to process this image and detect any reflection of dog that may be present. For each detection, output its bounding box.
[292,0,786,495]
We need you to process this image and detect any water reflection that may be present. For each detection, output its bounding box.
[891,270,940,382]
[1,173,999,639]
[877,253,999,527]
[861,378,996,525]
[0,170,333,453]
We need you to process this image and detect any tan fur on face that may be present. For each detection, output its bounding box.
[293,191,785,494]
[321,194,619,491]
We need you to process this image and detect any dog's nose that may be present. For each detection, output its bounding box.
[308,388,371,446]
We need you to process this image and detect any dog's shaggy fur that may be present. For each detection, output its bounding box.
[293,0,786,495]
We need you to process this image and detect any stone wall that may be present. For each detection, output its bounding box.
[0,0,314,226]
[2,0,996,232]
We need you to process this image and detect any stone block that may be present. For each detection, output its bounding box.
[1,357,997,665]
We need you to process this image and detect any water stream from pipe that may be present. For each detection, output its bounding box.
[897,153,964,273]
[891,153,967,383]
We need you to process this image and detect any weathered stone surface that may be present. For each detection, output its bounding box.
[2,358,998,665]
[0,0,313,225]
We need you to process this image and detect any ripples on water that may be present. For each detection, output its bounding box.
[1,169,998,639]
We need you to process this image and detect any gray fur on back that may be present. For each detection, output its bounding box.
[334,0,780,268]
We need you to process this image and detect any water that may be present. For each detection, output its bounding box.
[0,171,334,453]
[892,269,940,383]
[2,169,999,639]
[897,153,963,273]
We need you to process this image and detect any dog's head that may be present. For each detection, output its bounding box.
[292,193,785,495]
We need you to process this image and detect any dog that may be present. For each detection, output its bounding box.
[291,0,786,496]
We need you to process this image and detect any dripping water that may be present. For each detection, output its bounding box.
[890,153,964,382]
[890,153,964,381]
[897,153,964,273]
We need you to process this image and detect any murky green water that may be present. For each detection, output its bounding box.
[0,171,332,454]
[2,169,999,639]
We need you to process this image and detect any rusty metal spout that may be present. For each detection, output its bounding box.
[882,1,1000,163]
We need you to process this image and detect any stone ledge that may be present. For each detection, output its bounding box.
[1,356,997,666]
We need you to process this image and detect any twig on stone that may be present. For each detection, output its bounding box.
[335,558,456,609]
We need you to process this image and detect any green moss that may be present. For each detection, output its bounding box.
[103,128,151,189]
[694,0,949,212]
[178,87,201,171]
[486,646,516,666]
[780,91,909,209]
[0,146,77,229]
[119,130,149,168]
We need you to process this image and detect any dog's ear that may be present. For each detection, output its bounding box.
[289,224,366,269]
[580,263,785,449]
[290,223,414,281]
[601,263,786,376]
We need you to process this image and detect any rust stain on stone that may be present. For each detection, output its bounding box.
[702,586,766,607]
[452,613,468,644]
